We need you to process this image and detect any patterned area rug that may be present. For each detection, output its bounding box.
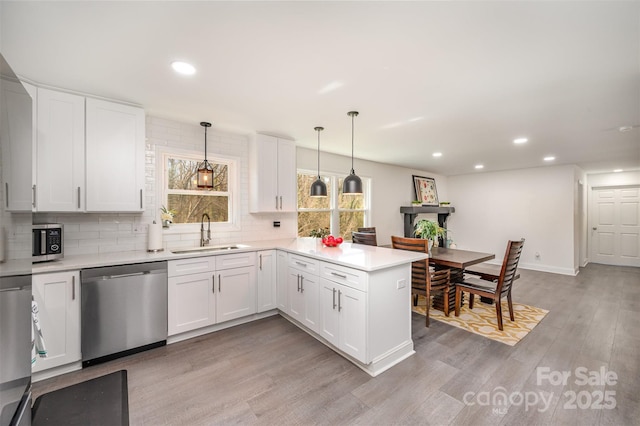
[412,295,548,346]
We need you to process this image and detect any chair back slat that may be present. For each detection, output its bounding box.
[496,238,525,295]
[357,227,376,233]
[352,231,377,246]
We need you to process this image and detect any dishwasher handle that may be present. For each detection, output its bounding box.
[104,271,151,280]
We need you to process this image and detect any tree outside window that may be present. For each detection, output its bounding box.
[165,154,233,224]
[297,171,369,239]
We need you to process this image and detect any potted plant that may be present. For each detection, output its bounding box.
[160,205,176,228]
[414,219,447,249]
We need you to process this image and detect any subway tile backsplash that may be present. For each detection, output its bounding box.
[34,116,297,256]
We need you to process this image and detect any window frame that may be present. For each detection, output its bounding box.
[158,147,240,232]
[297,168,371,237]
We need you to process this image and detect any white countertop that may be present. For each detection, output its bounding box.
[32,238,426,274]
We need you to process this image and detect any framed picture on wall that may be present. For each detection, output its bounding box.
[413,175,439,206]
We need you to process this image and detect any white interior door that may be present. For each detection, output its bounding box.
[590,186,640,267]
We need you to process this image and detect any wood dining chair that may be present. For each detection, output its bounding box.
[391,236,451,327]
[454,238,525,330]
[352,231,377,246]
[357,227,376,233]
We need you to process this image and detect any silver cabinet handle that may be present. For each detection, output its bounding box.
[32,185,36,208]
[300,275,304,293]
[338,289,342,312]
[297,274,300,292]
[218,274,221,292]
[212,275,215,293]
[275,196,278,210]
[140,189,143,209]
[279,196,283,210]
[295,261,307,268]
[5,183,8,208]
[332,288,337,310]
[77,187,81,209]
[259,254,263,270]
[331,272,347,279]
[72,276,76,300]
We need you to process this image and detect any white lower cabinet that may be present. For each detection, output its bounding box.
[319,279,367,363]
[276,250,289,313]
[168,271,216,336]
[216,264,256,323]
[256,250,277,313]
[168,252,256,336]
[287,254,320,333]
[32,271,81,373]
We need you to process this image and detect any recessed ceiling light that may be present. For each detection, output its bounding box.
[513,138,528,144]
[432,152,442,158]
[543,156,555,161]
[618,126,633,132]
[613,169,623,172]
[171,61,196,75]
[475,164,484,169]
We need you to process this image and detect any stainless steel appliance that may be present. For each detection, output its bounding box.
[81,262,168,367]
[32,224,63,262]
[0,54,33,426]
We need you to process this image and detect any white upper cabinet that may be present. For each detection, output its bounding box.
[35,87,85,212]
[85,98,145,212]
[249,134,297,213]
[0,80,34,211]
[32,86,145,213]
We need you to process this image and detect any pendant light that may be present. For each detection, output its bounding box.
[310,126,327,197]
[197,122,213,189]
[343,111,363,194]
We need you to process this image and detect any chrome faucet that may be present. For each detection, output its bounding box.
[200,213,211,246]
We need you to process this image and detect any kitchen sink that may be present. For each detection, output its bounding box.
[171,244,250,254]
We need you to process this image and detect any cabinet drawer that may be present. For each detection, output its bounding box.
[168,257,215,277]
[321,262,367,292]
[288,253,319,275]
[216,252,256,270]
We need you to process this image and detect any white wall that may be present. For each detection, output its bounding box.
[447,165,578,275]
[297,147,448,246]
[35,116,298,255]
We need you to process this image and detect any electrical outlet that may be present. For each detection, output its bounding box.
[397,279,406,289]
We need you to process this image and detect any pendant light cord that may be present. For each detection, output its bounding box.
[317,128,321,178]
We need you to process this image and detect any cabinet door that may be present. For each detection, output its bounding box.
[1,80,34,211]
[216,266,256,323]
[32,271,81,372]
[339,284,367,363]
[288,268,304,322]
[319,278,340,347]
[276,251,289,313]
[35,88,85,212]
[249,134,278,212]
[299,271,320,333]
[168,272,216,336]
[276,138,297,212]
[85,98,145,212]
[257,250,277,313]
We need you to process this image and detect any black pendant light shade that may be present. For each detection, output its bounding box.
[197,122,213,189]
[343,111,363,194]
[310,126,327,197]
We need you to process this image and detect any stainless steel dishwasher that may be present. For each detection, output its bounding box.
[81,261,167,367]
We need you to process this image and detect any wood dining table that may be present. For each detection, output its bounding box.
[429,247,495,311]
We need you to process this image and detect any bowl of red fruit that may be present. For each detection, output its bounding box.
[321,235,343,247]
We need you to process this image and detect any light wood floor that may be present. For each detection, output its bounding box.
[32,263,640,425]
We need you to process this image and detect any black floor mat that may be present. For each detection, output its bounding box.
[32,370,129,426]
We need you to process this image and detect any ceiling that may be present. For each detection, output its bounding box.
[1,1,638,176]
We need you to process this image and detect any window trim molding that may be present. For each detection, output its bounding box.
[156,146,240,232]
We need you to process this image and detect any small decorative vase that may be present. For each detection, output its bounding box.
[162,220,171,229]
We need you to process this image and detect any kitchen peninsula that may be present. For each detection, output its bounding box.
[32,239,426,378]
